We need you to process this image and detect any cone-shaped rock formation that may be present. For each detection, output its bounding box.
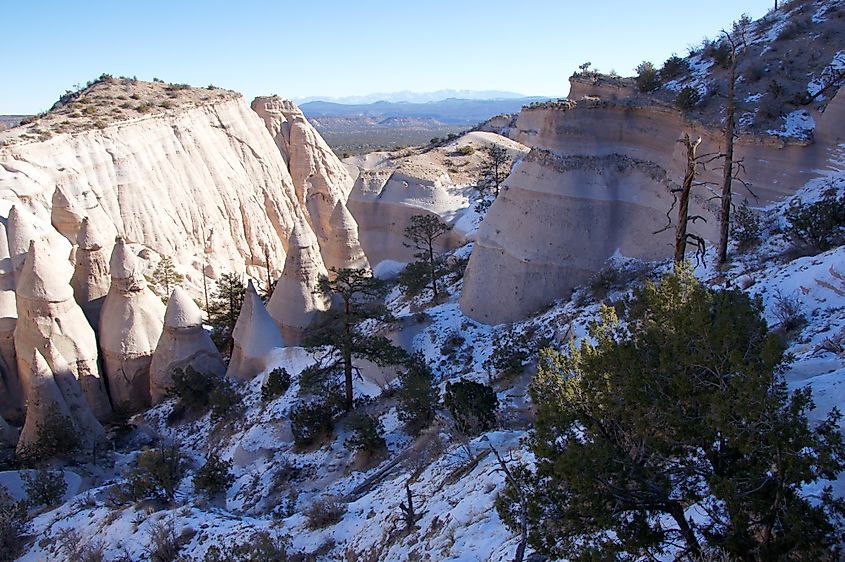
[321,200,370,273]
[150,287,225,404]
[226,280,283,381]
[99,237,165,412]
[0,221,20,422]
[267,224,330,344]
[51,184,86,243]
[16,350,75,457]
[14,240,112,420]
[71,217,110,332]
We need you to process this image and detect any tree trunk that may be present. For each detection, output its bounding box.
[675,134,700,265]
[428,239,438,298]
[667,501,703,557]
[717,42,738,266]
[343,297,353,411]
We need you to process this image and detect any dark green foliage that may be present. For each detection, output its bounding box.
[732,199,762,250]
[498,269,845,559]
[261,367,291,402]
[397,260,435,298]
[206,272,246,357]
[659,54,690,81]
[17,406,81,463]
[193,453,234,498]
[22,469,66,508]
[305,267,407,412]
[635,61,661,92]
[483,329,533,376]
[785,187,845,252]
[0,488,27,562]
[124,444,186,503]
[478,145,512,197]
[290,401,335,448]
[396,354,439,435]
[675,86,701,110]
[705,39,732,68]
[204,531,291,561]
[150,256,184,299]
[168,367,241,423]
[404,214,452,299]
[344,412,386,455]
[444,379,499,436]
[456,145,475,156]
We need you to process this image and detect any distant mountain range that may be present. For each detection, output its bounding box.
[300,97,548,126]
[295,89,535,105]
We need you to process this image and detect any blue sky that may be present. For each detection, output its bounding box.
[2,1,774,113]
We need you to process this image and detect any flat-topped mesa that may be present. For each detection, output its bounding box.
[0,222,20,423]
[267,223,331,345]
[51,184,86,243]
[7,205,72,284]
[149,287,225,404]
[251,96,368,270]
[99,237,165,412]
[227,280,283,381]
[14,239,112,420]
[71,217,110,332]
[16,349,75,456]
[41,339,106,449]
[321,201,370,273]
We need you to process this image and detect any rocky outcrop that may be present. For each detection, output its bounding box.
[7,205,72,282]
[0,90,319,290]
[149,287,225,404]
[346,131,528,267]
[227,281,283,381]
[16,350,72,456]
[70,217,110,332]
[14,239,111,420]
[41,340,105,449]
[267,224,330,344]
[51,184,86,243]
[99,238,165,412]
[0,222,20,422]
[251,97,368,271]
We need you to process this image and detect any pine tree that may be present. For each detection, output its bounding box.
[303,267,406,412]
[478,145,512,197]
[396,353,439,435]
[206,272,245,357]
[403,214,451,299]
[498,268,845,559]
[151,256,185,299]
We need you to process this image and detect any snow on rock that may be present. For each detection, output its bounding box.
[767,109,816,141]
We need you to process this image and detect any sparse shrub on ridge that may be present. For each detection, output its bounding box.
[675,86,701,110]
[304,496,346,529]
[659,54,690,81]
[635,61,661,92]
[784,187,845,252]
[444,379,499,436]
[205,531,292,561]
[261,367,291,402]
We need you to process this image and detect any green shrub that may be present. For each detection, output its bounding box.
[0,488,27,562]
[343,412,386,455]
[193,453,234,499]
[208,379,242,423]
[785,188,845,252]
[290,401,335,448]
[17,406,81,463]
[659,55,690,81]
[22,469,66,508]
[398,260,436,298]
[483,329,533,376]
[457,145,475,156]
[732,200,762,250]
[261,368,291,402]
[444,379,499,436]
[396,354,439,435]
[635,61,661,92]
[168,367,241,422]
[124,444,186,503]
[675,86,701,110]
[705,39,731,68]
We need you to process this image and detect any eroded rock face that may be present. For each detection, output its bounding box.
[16,350,71,456]
[0,222,20,422]
[149,287,225,404]
[70,217,110,333]
[227,281,283,381]
[99,238,165,412]
[14,240,112,420]
[267,223,330,344]
[251,96,368,272]
[51,184,86,243]
[7,205,72,283]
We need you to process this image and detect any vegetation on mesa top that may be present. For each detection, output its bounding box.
[2,74,238,145]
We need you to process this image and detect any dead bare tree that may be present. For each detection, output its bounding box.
[485,437,529,562]
[717,21,750,266]
[673,134,706,265]
[398,479,418,534]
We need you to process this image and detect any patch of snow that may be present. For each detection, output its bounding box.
[373,259,407,279]
[767,109,816,140]
[808,50,845,99]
